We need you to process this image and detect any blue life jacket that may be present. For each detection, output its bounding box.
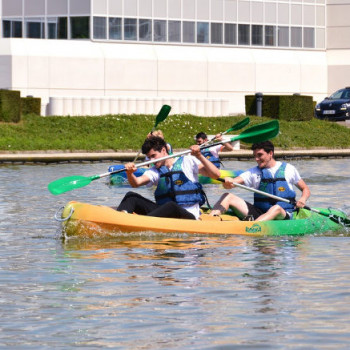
[154,157,206,206]
[200,147,221,168]
[254,162,296,214]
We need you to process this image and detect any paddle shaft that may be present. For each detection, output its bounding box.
[102,139,233,179]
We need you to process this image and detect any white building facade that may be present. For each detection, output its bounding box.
[0,0,349,116]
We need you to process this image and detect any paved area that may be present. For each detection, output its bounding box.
[1,148,350,164]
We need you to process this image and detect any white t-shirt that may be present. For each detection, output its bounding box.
[240,161,301,191]
[143,155,202,219]
[203,144,222,158]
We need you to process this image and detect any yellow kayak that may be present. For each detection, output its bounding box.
[57,201,347,238]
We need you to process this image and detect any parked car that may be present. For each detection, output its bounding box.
[315,87,350,121]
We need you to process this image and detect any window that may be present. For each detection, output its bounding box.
[238,24,250,45]
[93,17,106,39]
[2,20,22,38]
[183,21,195,43]
[71,17,90,39]
[47,17,67,39]
[278,26,289,47]
[109,17,122,40]
[252,25,263,46]
[303,27,314,48]
[124,18,137,40]
[154,20,166,42]
[291,27,302,47]
[265,26,276,46]
[211,23,223,44]
[168,20,181,42]
[197,22,209,43]
[139,19,152,41]
[3,20,11,38]
[26,18,45,39]
[225,23,236,45]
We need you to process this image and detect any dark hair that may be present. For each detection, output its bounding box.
[251,140,274,155]
[142,136,168,155]
[196,132,207,140]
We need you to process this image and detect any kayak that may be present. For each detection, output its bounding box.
[108,164,243,185]
[58,201,348,238]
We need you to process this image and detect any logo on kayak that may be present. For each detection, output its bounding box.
[278,186,286,192]
[245,224,262,233]
[174,180,183,185]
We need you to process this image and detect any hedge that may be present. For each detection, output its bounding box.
[245,94,314,121]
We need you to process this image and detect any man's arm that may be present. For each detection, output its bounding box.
[124,163,151,187]
[190,145,220,179]
[214,134,234,152]
[295,179,311,208]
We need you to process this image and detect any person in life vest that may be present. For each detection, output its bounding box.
[210,140,310,221]
[147,130,173,155]
[195,132,234,168]
[117,136,220,220]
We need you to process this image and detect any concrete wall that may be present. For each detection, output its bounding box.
[0,38,327,116]
[326,0,350,96]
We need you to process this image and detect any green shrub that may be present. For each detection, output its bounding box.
[21,96,41,116]
[0,90,21,123]
[245,94,314,121]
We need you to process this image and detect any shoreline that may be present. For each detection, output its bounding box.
[1,148,350,164]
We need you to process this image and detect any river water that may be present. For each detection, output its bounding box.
[1,159,350,349]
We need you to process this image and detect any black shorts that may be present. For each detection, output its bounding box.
[244,201,292,221]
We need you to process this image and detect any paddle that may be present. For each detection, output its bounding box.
[133,104,172,162]
[204,117,250,145]
[48,120,279,195]
[217,178,350,226]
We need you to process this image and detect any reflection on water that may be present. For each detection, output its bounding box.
[1,159,350,348]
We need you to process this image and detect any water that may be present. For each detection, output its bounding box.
[1,159,350,349]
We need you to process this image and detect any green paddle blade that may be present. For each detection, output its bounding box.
[48,175,100,195]
[230,120,279,144]
[226,117,250,133]
[154,104,171,128]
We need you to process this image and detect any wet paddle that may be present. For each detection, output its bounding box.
[133,104,172,162]
[217,178,350,227]
[48,120,279,195]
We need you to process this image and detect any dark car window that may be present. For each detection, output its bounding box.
[342,90,350,99]
[329,90,345,99]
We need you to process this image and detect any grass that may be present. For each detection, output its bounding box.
[0,113,350,151]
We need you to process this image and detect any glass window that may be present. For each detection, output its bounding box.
[109,17,122,40]
[93,17,106,39]
[197,22,209,43]
[139,19,152,41]
[303,27,315,48]
[168,20,181,42]
[26,19,45,38]
[3,20,11,38]
[124,18,137,40]
[70,16,90,39]
[13,21,22,37]
[47,17,67,39]
[278,26,289,47]
[183,21,195,43]
[211,23,223,44]
[291,27,302,47]
[265,25,276,46]
[238,24,249,45]
[225,23,236,45]
[252,25,263,46]
[154,20,166,42]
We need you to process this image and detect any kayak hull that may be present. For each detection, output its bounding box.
[59,201,347,238]
[108,164,243,185]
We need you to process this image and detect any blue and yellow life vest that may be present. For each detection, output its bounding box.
[200,148,221,168]
[154,157,205,206]
[254,162,296,213]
